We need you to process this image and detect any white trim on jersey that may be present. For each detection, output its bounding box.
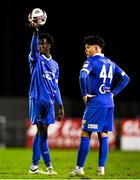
[29,54,34,61]
[80,68,89,74]
[121,71,125,76]
[41,54,52,61]
[93,53,104,57]
[83,63,89,68]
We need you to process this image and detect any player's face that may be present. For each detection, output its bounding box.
[38,38,51,54]
[85,44,100,57]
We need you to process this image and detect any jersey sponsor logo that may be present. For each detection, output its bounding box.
[99,84,111,94]
[99,84,106,94]
[43,71,55,80]
[88,124,98,129]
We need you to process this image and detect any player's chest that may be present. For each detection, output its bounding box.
[39,60,56,79]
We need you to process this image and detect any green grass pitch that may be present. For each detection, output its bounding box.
[0,148,140,179]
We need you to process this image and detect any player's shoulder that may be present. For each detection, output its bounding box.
[89,54,103,63]
[51,58,59,67]
[86,56,95,63]
[87,55,101,65]
[106,57,117,68]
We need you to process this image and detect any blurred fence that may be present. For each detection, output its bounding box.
[0,97,140,148]
[25,118,140,151]
[0,116,7,148]
[26,118,118,150]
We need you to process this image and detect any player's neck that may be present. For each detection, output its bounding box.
[41,53,52,60]
[42,52,51,58]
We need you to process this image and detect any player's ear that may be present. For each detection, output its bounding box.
[95,46,98,50]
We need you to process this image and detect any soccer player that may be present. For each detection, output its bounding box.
[68,35,130,176]
[27,22,64,175]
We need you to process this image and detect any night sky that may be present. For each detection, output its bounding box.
[1,1,139,101]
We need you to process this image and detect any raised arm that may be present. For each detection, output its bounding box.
[29,28,39,62]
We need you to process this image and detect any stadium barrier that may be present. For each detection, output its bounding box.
[121,119,140,151]
[0,97,140,147]
[0,116,7,148]
[26,118,117,150]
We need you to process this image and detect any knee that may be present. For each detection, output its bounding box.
[37,125,48,137]
[101,132,108,138]
[81,131,91,138]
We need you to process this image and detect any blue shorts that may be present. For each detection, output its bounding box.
[82,106,114,132]
[29,98,55,125]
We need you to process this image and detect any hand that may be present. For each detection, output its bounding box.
[83,94,96,105]
[28,12,38,29]
[28,20,38,29]
[58,105,64,121]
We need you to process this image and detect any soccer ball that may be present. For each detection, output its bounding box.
[28,8,47,27]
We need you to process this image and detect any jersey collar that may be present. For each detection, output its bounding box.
[93,53,104,57]
[41,54,52,61]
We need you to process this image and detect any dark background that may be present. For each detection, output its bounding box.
[0,1,139,147]
[1,0,139,101]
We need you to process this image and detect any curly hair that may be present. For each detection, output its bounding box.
[83,35,105,49]
[39,33,54,46]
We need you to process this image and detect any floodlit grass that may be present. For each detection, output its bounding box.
[0,148,140,179]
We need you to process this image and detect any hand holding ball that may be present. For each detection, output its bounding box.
[28,8,47,27]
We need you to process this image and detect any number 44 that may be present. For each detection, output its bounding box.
[99,65,113,84]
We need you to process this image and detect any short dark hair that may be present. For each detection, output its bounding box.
[83,35,105,49]
[39,33,54,46]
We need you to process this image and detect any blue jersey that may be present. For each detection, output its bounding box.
[28,33,62,106]
[79,53,130,107]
